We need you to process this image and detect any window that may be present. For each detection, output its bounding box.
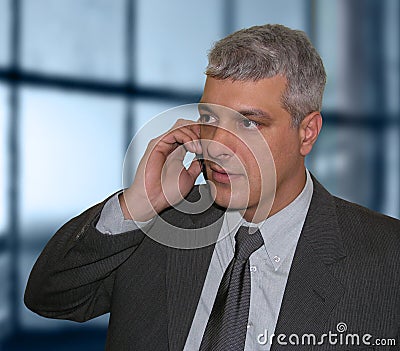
[0,0,398,349]
[0,0,10,66]
[19,88,125,237]
[135,0,223,90]
[0,85,8,235]
[22,0,126,81]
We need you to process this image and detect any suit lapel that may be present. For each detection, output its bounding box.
[271,178,347,350]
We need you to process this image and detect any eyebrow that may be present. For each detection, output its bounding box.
[197,104,216,115]
[198,104,272,120]
[237,108,273,120]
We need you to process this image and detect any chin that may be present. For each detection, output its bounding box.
[210,186,251,210]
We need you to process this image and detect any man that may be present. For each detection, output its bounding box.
[25,24,400,350]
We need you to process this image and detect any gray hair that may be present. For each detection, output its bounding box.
[206,24,326,126]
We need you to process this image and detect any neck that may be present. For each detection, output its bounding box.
[242,167,307,223]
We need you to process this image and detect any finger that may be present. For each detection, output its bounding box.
[185,158,202,183]
[161,128,202,154]
[172,119,201,138]
[168,123,201,142]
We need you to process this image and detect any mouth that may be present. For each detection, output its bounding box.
[209,164,242,184]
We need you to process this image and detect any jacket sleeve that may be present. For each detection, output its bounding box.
[24,195,146,322]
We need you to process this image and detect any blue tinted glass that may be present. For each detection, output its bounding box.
[382,128,400,218]
[383,0,400,115]
[0,85,8,235]
[315,0,339,110]
[21,0,126,81]
[235,0,307,32]
[19,88,125,239]
[134,100,179,134]
[0,0,10,66]
[308,126,379,211]
[320,0,397,115]
[0,253,11,337]
[135,0,223,90]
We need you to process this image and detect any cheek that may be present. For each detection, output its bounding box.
[268,130,298,159]
[246,161,262,182]
[240,155,264,192]
[237,142,273,184]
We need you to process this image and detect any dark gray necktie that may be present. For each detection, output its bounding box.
[199,226,264,351]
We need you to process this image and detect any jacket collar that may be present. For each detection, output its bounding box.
[271,176,347,350]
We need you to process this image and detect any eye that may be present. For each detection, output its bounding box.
[199,114,217,124]
[239,118,261,130]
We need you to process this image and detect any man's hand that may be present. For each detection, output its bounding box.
[120,119,203,221]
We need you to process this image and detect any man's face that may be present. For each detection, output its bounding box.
[199,76,305,221]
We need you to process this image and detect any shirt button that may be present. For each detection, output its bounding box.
[247,323,252,329]
[273,255,281,263]
[250,265,257,272]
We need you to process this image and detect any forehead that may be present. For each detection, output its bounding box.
[200,76,287,113]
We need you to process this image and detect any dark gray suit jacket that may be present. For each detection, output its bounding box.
[25,178,400,350]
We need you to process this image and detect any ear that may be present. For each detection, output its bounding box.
[299,112,322,156]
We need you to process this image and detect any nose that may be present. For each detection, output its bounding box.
[204,126,236,162]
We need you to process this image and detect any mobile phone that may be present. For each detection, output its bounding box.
[197,154,208,181]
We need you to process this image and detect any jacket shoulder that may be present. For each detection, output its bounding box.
[333,196,400,256]
[334,196,400,229]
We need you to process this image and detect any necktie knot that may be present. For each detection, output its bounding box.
[234,226,264,261]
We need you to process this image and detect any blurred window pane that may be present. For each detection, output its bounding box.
[134,100,179,134]
[124,100,179,184]
[0,85,9,235]
[235,0,307,32]
[0,0,10,66]
[21,0,126,81]
[315,0,339,110]
[0,254,11,338]
[19,88,125,239]
[135,0,223,91]
[308,125,378,210]
[384,0,399,115]
[383,128,399,218]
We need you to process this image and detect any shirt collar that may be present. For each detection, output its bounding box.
[222,169,314,270]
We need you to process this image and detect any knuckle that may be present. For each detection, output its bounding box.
[175,118,191,128]
[148,137,157,146]
[147,137,161,150]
